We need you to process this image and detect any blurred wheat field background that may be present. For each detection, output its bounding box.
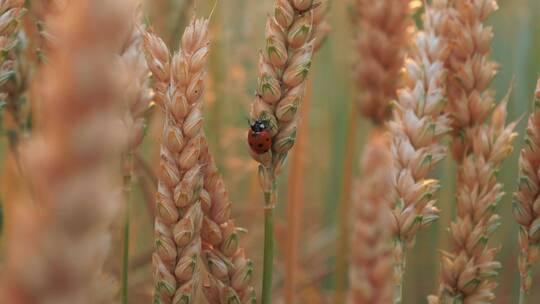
[0,0,540,303]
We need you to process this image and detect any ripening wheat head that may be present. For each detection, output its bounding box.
[249,0,326,187]
[200,136,256,303]
[353,0,413,124]
[443,0,500,159]
[429,103,516,304]
[143,18,210,304]
[2,0,132,303]
[429,1,518,302]
[513,78,540,296]
[349,131,394,304]
[386,0,450,287]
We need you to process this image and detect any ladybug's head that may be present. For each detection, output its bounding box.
[250,119,268,132]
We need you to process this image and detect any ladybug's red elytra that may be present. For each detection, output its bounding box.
[248,119,272,154]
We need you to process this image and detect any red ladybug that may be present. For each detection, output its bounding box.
[248,119,272,154]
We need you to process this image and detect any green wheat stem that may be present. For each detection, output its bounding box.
[519,288,528,304]
[121,153,133,304]
[394,240,406,304]
[261,176,276,304]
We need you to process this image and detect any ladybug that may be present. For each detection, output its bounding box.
[248,119,272,154]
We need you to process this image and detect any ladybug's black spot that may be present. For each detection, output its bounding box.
[266,138,270,142]
[258,144,263,148]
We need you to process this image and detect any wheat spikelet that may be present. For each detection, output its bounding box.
[349,131,393,304]
[0,0,25,84]
[143,18,210,304]
[22,0,61,62]
[249,0,326,181]
[120,14,153,158]
[386,0,451,301]
[311,3,330,53]
[0,0,25,140]
[353,0,414,124]
[512,78,540,300]
[428,1,518,302]
[1,0,132,302]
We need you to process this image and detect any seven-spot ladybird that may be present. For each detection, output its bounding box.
[248,119,272,154]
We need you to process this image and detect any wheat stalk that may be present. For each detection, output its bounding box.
[1,0,132,302]
[428,1,518,303]
[248,1,326,302]
[513,78,540,304]
[349,131,394,304]
[200,136,256,303]
[386,1,451,302]
[143,18,210,304]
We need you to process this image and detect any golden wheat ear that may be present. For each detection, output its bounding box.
[142,17,210,303]
[429,1,519,303]
[349,131,394,304]
[2,0,134,302]
[199,134,256,303]
[246,1,328,303]
[353,0,413,125]
[385,1,452,302]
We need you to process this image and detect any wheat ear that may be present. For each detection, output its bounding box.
[143,18,210,304]
[118,12,153,303]
[120,16,153,159]
[349,131,394,304]
[428,105,516,304]
[353,0,414,125]
[345,1,414,303]
[386,1,451,302]
[248,1,325,302]
[428,1,518,303]
[200,136,256,303]
[513,78,540,304]
[249,0,326,170]
[2,0,132,302]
